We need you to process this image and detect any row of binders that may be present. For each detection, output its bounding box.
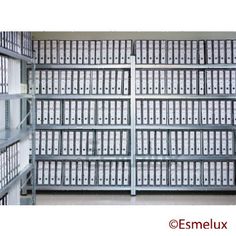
[136,100,236,125]
[136,130,234,156]
[28,70,130,95]
[136,161,235,186]
[33,40,132,65]
[36,160,130,186]
[0,142,20,189]
[0,56,8,94]
[0,193,8,205]
[32,130,129,156]
[136,69,236,95]
[0,32,32,57]
[36,100,130,125]
[135,40,236,64]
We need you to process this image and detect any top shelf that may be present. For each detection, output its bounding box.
[0,47,33,63]
[135,64,236,69]
[31,64,131,70]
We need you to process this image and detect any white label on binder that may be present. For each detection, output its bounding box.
[89,161,95,185]
[62,131,68,155]
[116,101,122,125]
[160,70,165,94]
[123,100,129,125]
[215,131,221,155]
[89,100,96,125]
[33,40,39,64]
[96,131,102,155]
[220,101,226,124]
[170,131,176,155]
[37,161,43,185]
[154,70,159,94]
[84,71,90,95]
[199,71,205,95]
[83,41,89,64]
[187,101,193,124]
[143,161,148,185]
[111,161,116,185]
[189,162,194,185]
[114,40,119,64]
[154,40,160,64]
[177,162,182,185]
[181,100,186,124]
[97,100,103,125]
[220,40,225,64]
[103,131,109,155]
[83,161,89,185]
[183,162,188,185]
[115,131,121,155]
[117,71,122,95]
[77,161,82,185]
[107,40,113,64]
[56,162,62,185]
[186,40,191,64]
[156,131,161,155]
[175,101,180,124]
[155,100,161,124]
[180,40,185,64]
[212,70,218,94]
[60,70,66,94]
[36,101,42,125]
[148,40,153,64]
[68,131,74,155]
[81,132,87,155]
[162,101,167,124]
[148,100,154,124]
[206,70,212,94]
[172,70,178,94]
[214,100,219,125]
[41,70,47,94]
[219,70,224,94]
[228,131,233,155]
[183,131,189,155]
[142,100,148,124]
[149,131,155,155]
[123,71,129,95]
[160,40,166,64]
[43,161,49,185]
[65,40,71,64]
[209,131,215,155]
[70,40,77,64]
[66,70,72,94]
[110,100,116,125]
[208,101,213,124]
[195,162,201,185]
[64,100,70,125]
[147,70,153,94]
[109,131,115,155]
[229,162,234,185]
[209,162,215,185]
[76,101,82,124]
[203,162,209,186]
[53,71,59,94]
[226,100,232,124]
[53,131,60,155]
[222,162,228,185]
[59,40,64,64]
[141,70,147,94]
[143,131,149,155]
[47,70,53,94]
[192,41,197,64]
[136,40,141,64]
[70,101,76,125]
[199,40,205,64]
[136,70,141,94]
[206,40,213,64]
[47,131,53,155]
[120,40,126,64]
[221,132,227,155]
[193,101,198,125]
[39,40,45,64]
[167,41,173,64]
[117,161,123,185]
[155,161,161,185]
[104,161,110,185]
[41,131,47,155]
[70,162,76,185]
[123,161,129,185]
[137,131,143,155]
[141,40,147,64]
[201,101,207,124]
[225,71,230,94]
[137,162,142,185]
[83,101,89,125]
[213,40,219,64]
[78,71,85,94]
[177,131,183,155]
[185,71,191,94]
[74,131,81,155]
[216,162,222,186]
[203,131,209,155]
[102,40,107,64]
[149,161,154,185]
[77,41,83,64]
[161,162,167,185]
[190,131,195,155]
[191,70,197,94]
[103,100,109,125]
[179,70,184,94]
[167,70,172,94]
[162,131,168,155]
[173,40,179,64]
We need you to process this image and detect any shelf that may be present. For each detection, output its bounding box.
[135,155,236,161]
[136,125,236,130]
[0,128,32,150]
[35,94,131,100]
[0,94,33,100]
[33,155,131,161]
[36,125,131,130]
[32,64,131,70]
[136,186,236,191]
[135,94,236,100]
[0,47,33,63]
[0,164,33,198]
[27,185,131,191]
[135,64,236,69]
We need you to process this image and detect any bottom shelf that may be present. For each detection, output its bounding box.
[136,186,236,191]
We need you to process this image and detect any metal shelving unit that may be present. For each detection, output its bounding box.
[36,125,131,130]
[35,95,131,100]
[33,64,131,69]
[135,64,236,69]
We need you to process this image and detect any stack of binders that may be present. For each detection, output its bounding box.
[0,56,8,94]
[0,193,8,205]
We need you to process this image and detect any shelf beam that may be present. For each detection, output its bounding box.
[135,64,236,69]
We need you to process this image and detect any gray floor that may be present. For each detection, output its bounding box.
[33,192,236,205]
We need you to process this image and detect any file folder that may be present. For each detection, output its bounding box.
[189,162,194,185]
[47,71,53,94]
[117,70,122,94]
[65,40,71,64]
[53,131,60,155]
[43,161,49,185]
[229,161,234,185]
[193,101,199,124]
[104,161,110,185]
[149,131,155,155]
[56,162,62,185]
[85,71,90,94]
[199,71,205,95]
[185,71,191,94]
[103,100,109,125]
[222,162,228,185]
[149,161,154,185]
[161,162,167,185]
[189,131,195,155]
[75,131,81,155]
[206,40,213,64]
[47,131,53,155]
[219,40,225,64]
[160,40,166,64]
[81,131,87,155]
[148,40,153,64]
[114,40,119,64]
[155,161,161,185]
[183,161,189,185]
[136,40,141,64]
[175,101,180,124]
[167,41,173,64]
[154,40,160,64]
[180,40,185,64]
[215,131,221,155]
[192,41,197,64]
[62,131,68,155]
[49,161,55,185]
[66,70,72,94]
[103,131,109,155]
[60,70,66,94]
[41,131,47,155]
[110,70,116,94]
[154,70,159,94]
[77,161,83,185]
[225,71,230,94]
[109,131,115,155]
[77,101,82,124]
[176,162,182,185]
[41,70,47,94]
[90,161,96,185]
[209,162,215,185]
[216,162,222,186]
[96,131,102,155]
[141,70,147,94]
[89,100,96,125]
[179,70,184,94]
[68,131,74,155]
[213,40,219,64]
[70,161,76,185]
[220,101,226,124]
[53,71,59,94]
[39,40,45,64]
[108,40,113,64]
[160,70,165,94]
[214,100,219,124]
[117,161,123,185]
[64,161,70,185]
[83,161,89,185]
[91,70,97,94]
[77,41,83,64]
[64,100,70,125]
[199,40,205,64]
[192,70,197,94]
[141,40,147,64]
[209,131,215,155]
[70,101,76,125]
[170,131,176,155]
[161,101,167,124]
[33,40,39,64]
[95,41,101,64]
[187,101,193,124]
[203,131,209,155]
[116,101,122,125]
[142,100,148,124]
[142,161,148,185]
[137,131,142,155]
[111,161,116,185]
[208,101,213,124]
[226,100,232,124]
[201,101,207,124]
[167,70,172,94]
[228,131,233,155]
[78,70,85,94]
[71,40,77,64]
[90,41,95,64]
[183,131,189,155]
[122,100,129,125]
[45,40,51,64]
[195,162,201,185]
[120,40,126,64]
[181,100,186,124]
[83,41,89,64]
[221,131,227,155]
[137,162,142,185]
[36,101,42,124]
[233,40,236,64]
[143,131,148,155]
[102,40,107,64]
[147,70,153,94]
[156,131,161,155]
[186,40,191,64]
[162,131,168,155]
[37,161,43,185]
[219,70,224,94]
[59,40,65,64]
[203,162,209,186]
[177,131,183,155]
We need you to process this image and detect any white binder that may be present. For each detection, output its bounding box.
[95,41,101,64]
[209,131,215,155]
[173,40,179,64]
[221,131,227,155]
[59,40,64,64]
[225,70,230,94]
[142,100,148,124]
[103,131,109,155]
[122,131,128,155]
[191,70,197,94]
[141,70,147,94]
[183,161,188,185]
[53,71,59,94]
[218,70,224,94]
[136,40,141,64]
[84,71,90,94]
[172,70,178,94]
[81,131,87,155]
[198,71,205,95]
[169,101,174,125]
[189,162,194,185]
[155,100,161,124]
[148,40,153,64]
[203,162,209,186]
[69,161,76,186]
[162,131,168,155]
[179,40,185,64]
[83,100,89,125]
[41,70,47,94]
[33,40,39,64]
[65,40,71,64]
[122,100,129,125]
[214,100,219,125]
[148,100,154,124]
[89,161,96,185]
[167,70,172,94]
[47,131,53,155]
[83,41,89,64]
[160,70,165,94]
[147,70,153,94]
[220,101,226,124]
[104,161,110,185]
[170,131,176,155]
[175,101,180,125]
[203,131,209,155]
[104,71,110,94]
[206,70,212,94]
[90,41,95,64]
[213,40,219,64]
[142,161,148,185]
[117,71,122,94]
[234,101,236,125]
[216,162,222,186]
[115,131,121,155]
[97,100,103,124]
[108,40,113,64]
[79,71,85,94]
[228,131,233,155]
[137,162,142,185]
[199,40,205,64]
[96,131,102,155]
[229,161,234,185]
[68,131,74,155]
[177,131,183,155]
[222,162,228,185]
[114,40,119,64]
[183,131,189,155]
[70,101,76,125]
[226,100,232,124]
[176,162,182,185]
[154,40,160,64]
[98,161,104,185]
[102,40,107,64]
[136,100,142,125]
[111,161,116,185]
[109,131,115,155]
[219,40,225,64]
[153,70,159,94]
[120,40,126,64]
[143,131,148,155]
[148,161,154,186]
[195,162,201,185]
[91,70,97,94]
[161,101,167,124]
[75,131,81,155]
[89,100,96,125]
[160,40,166,64]
[186,40,191,64]
[233,40,236,64]
[149,131,155,155]
[39,40,45,64]
[83,161,89,185]
[179,70,184,94]
[62,131,68,155]
[36,101,42,125]
[77,161,83,185]
[167,40,173,64]
[66,70,72,94]
[71,40,77,64]
[181,100,186,124]
[206,40,213,64]
[64,162,70,185]
[41,130,47,155]
[193,101,199,125]
[135,70,141,94]
[156,131,161,155]
[161,162,167,185]
[201,101,207,124]
[185,71,191,94]
[116,100,122,125]
[209,162,215,185]
[155,161,161,185]
[60,70,66,94]
[103,100,109,125]
[208,101,213,124]
[189,131,195,155]
[212,70,218,94]
[215,131,221,155]
[77,41,83,64]
[141,40,147,64]
[64,100,70,125]
[187,101,193,124]
[49,161,56,185]
[109,100,116,125]
[77,101,82,124]
[55,161,62,185]
[43,161,49,185]
[137,131,143,155]
[47,70,53,94]
[37,161,43,185]
[109,70,116,94]
[53,131,60,155]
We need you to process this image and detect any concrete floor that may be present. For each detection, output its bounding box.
[34,192,236,205]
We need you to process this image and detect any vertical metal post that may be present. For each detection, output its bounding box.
[31,61,36,204]
[130,56,136,196]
